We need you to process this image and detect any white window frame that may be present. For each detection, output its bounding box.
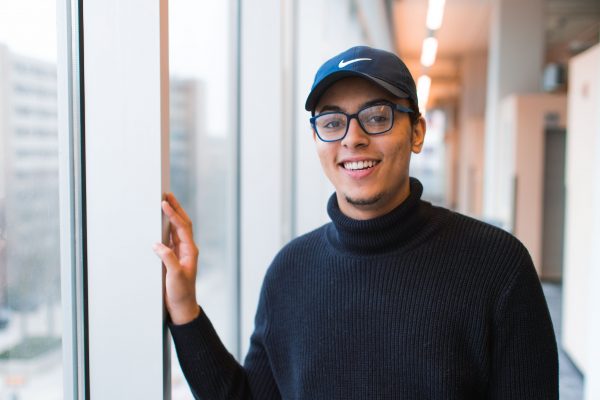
[57,0,87,398]
[81,0,170,398]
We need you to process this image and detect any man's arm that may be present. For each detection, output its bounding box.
[487,253,559,399]
[154,193,280,399]
[170,309,250,399]
[170,301,280,400]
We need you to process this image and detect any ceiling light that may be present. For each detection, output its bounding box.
[420,37,438,67]
[426,0,446,30]
[417,75,431,113]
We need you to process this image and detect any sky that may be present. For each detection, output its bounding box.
[0,0,230,136]
[0,0,58,62]
[169,0,231,136]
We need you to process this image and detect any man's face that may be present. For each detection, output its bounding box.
[313,77,425,220]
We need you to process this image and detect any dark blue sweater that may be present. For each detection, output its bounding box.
[170,178,558,399]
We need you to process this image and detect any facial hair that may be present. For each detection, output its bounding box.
[344,192,383,206]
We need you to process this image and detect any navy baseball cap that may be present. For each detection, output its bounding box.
[304,46,418,113]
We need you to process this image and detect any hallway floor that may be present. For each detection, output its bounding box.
[542,282,584,399]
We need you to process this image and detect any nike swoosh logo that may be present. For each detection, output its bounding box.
[338,58,372,68]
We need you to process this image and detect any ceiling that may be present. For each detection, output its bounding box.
[393,0,490,58]
[546,0,600,59]
[390,0,600,107]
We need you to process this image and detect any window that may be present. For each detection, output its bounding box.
[169,1,239,397]
[0,1,64,398]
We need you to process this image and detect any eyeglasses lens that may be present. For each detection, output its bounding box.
[315,113,347,141]
[358,105,393,134]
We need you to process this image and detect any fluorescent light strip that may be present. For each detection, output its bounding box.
[417,75,431,113]
[426,0,446,30]
[420,37,438,67]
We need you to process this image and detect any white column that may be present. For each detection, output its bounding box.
[83,0,170,398]
[239,0,287,356]
[563,43,600,400]
[457,52,487,217]
[586,82,600,399]
[355,0,393,51]
[483,0,544,226]
[562,44,599,378]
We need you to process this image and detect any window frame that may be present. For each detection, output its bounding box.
[57,0,88,398]
[78,0,171,398]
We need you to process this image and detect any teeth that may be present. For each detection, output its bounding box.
[343,160,378,170]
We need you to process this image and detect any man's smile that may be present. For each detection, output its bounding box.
[337,157,382,179]
[340,159,380,171]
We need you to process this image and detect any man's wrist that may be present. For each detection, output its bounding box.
[169,303,201,325]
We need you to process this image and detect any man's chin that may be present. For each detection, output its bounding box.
[344,193,383,207]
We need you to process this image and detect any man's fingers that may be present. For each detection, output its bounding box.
[153,242,181,271]
[170,223,182,247]
[162,200,187,228]
[162,201,193,242]
[164,208,182,247]
[166,193,192,224]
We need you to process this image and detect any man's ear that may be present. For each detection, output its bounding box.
[411,116,426,154]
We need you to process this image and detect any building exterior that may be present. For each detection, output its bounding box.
[0,44,60,319]
[170,77,234,277]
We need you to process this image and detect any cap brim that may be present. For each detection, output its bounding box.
[304,70,410,111]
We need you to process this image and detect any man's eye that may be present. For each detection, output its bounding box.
[368,115,388,123]
[324,120,342,128]
[318,116,345,130]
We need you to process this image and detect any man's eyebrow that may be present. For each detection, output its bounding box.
[360,98,393,108]
[318,105,343,113]
[317,98,392,114]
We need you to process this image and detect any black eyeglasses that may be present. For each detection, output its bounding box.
[310,102,413,142]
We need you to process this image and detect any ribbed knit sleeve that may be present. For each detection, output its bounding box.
[487,250,559,399]
[169,311,249,399]
[169,280,280,400]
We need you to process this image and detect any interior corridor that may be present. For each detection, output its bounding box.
[543,282,584,399]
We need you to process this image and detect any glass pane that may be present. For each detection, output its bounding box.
[0,1,63,399]
[169,1,237,398]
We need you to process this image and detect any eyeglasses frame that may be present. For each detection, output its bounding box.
[310,101,414,142]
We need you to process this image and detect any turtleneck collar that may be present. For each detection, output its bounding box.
[326,177,433,255]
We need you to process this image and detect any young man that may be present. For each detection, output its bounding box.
[154,46,558,399]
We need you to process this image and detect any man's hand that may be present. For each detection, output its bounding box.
[153,193,201,325]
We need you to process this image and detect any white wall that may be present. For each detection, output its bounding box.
[585,44,600,399]
[562,44,600,390]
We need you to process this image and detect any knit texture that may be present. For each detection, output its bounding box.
[170,178,558,400]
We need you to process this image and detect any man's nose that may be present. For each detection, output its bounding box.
[341,118,369,148]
